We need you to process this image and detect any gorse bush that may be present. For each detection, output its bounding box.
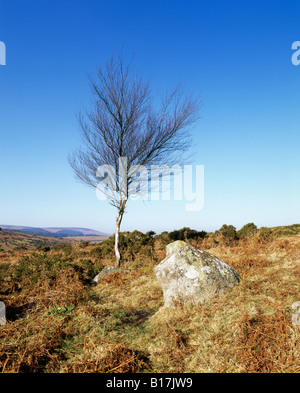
[169,227,207,241]
[89,246,103,258]
[237,223,258,239]
[12,253,65,285]
[78,241,90,249]
[258,227,273,242]
[90,231,158,264]
[271,224,300,237]
[88,228,209,266]
[0,262,10,281]
[13,245,28,251]
[215,225,237,241]
[51,243,73,254]
[12,252,102,286]
[36,245,51,252]
[79,258,103,281]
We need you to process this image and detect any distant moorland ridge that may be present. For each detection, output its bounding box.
[0,225,110,238]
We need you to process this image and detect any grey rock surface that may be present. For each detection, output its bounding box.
[154,240,240,307]
[92,265,130,283]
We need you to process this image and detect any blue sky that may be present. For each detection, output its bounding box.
[0,0,300,234]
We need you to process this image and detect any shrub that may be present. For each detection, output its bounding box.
[101,244,113,257]
[52,243,73,254]
[12,253,72,285]
[41,246,51,252]
[13,245,28,251]
[76,258,103,281]
[12,252,102,286]
[78,241,90,249]
[237,223,258,239]
[258,227,273,242]
[90,243,113,259]
[169,227,207,241]
[89,246,102,258]
[216,225,237,241]
[0,262,10,280]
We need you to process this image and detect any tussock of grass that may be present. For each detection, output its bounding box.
[0,232,299,373]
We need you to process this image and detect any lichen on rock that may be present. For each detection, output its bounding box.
[154,240,240,307]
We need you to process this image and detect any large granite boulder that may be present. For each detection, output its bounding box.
[154,240,240,307]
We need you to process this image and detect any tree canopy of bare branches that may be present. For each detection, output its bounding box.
[69,55,201,267]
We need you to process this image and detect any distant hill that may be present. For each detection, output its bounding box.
[0,225,110,238]
[0,230,67,251]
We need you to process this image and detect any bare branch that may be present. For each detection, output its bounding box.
[68,54,201,266]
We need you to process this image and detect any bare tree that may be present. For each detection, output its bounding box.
[69,55,201,267]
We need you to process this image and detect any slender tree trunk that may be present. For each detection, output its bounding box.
[114,202,125,267]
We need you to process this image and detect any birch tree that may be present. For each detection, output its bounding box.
[69,55,201,267]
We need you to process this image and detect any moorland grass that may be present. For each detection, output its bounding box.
[0,230,299,373]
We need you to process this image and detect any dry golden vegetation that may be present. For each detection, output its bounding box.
[0,226,299,373]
